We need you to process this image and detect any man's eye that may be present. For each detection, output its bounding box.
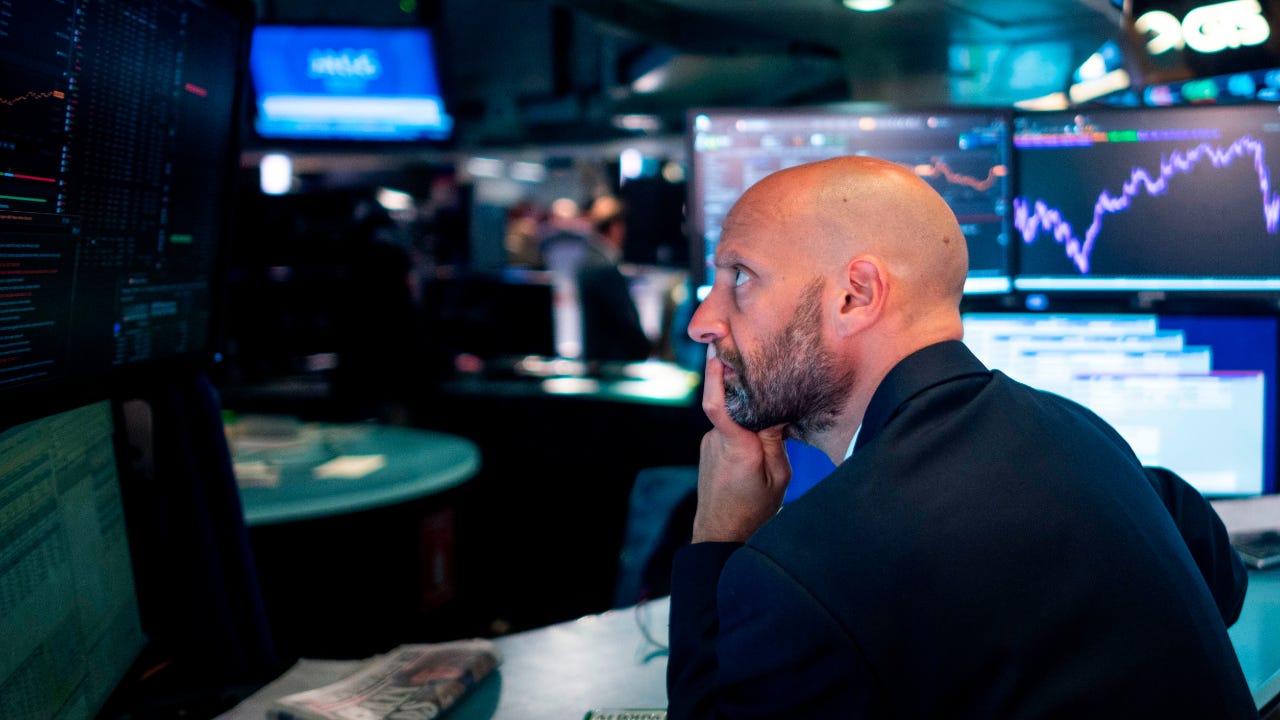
[734,269,749,287]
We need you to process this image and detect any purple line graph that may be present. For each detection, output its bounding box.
[1013,136,1280,274]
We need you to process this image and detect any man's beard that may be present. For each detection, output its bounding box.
[717,282,853,439]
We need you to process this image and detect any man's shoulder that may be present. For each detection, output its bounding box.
[986,369,1130,437]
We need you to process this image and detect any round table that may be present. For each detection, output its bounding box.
[227,416,481,526]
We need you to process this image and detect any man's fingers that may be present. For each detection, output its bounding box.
[758,425,793,488]
[701,346,722,410]
[701,351,735,430]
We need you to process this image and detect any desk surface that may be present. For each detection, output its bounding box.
[228,418,480,526]
[1216,496,1280,711]
[222,562,1280,719]
[451,597,670,719]
[1231,571,1280,710]
[218,597,669,720]
[218,493,1280,719]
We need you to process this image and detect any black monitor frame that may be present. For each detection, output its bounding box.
[0,0,253,430]
[243,21,457,151]
[685,103,1016,298]
[1011,102,1280,292]
[960,302,1278,498]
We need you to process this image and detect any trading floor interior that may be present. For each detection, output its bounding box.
[7,0,1280,718]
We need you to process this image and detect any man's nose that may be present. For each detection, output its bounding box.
[687,289,726,345]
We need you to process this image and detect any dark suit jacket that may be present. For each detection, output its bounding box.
[668,340,1255,719]
[577,246,651,363]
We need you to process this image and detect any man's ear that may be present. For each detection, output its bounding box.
[834,256,886,337]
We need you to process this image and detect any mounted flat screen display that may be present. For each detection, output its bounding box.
[249,25,453,143]
[1013,104,1280,291]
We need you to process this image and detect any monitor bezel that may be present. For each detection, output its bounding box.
[685,103,1016,299]
[0,0,252,431]
[958,300,1279,498]
[245,22,456,149]
[1010,102,1280,292]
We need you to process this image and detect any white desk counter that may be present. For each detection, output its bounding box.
[450,597,670,720]
[218,597,670,720]
[222,568,1280,719]
[221,497,1280,719]
[1232,571,1280,711]
[1217,495,1280,713]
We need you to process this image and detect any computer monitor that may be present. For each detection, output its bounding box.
[1012,103,1280,291]
[0,400,146,720]
[423,269,558,362]
[962,311,1277,498]
[249,25,454,143]
[0,0,251,421]
[687,105,1014,296]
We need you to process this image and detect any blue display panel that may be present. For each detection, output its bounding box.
[688,106,1013,296]
[250,25,453,142]
[962,312,1277,498]
[1012,104,1280,291]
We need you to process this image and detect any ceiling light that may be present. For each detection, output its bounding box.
[509,161,546,183]
[1013,92,1069,111]
[465,156,504,179]
[619,148,645,181]
[1068,69,1131,105]
[631,66,669,94]
[612,114,661,132]
[375,187,413,212]
[259,153,292,195]
[842,0,894,11]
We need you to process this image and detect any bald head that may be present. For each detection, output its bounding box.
[693,156,969,459]
[724,155,969,310]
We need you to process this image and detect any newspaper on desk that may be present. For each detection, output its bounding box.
[267,639,501,720]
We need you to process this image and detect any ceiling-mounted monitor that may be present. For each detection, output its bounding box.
[249,25,453,143]
[1012,103,1280,291]
[687,106,1014,296]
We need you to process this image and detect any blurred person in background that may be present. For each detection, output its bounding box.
[577,195,652,363]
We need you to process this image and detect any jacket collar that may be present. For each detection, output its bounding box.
[853,340,990,453]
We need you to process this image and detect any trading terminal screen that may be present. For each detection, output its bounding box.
[687,106,1013,295]
[0,401,145,720]
[1013,104,1280,291]
[0,0,247,405]
[962,312,1276,497]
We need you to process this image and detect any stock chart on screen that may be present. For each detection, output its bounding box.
[0,0,244,404]
[1013,104,1280,291]
[688,106,1013,295]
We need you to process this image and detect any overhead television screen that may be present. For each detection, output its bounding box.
[250,25,453,143]
[1013,103,1280,291]
[687,106,1014,295]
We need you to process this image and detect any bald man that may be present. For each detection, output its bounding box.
[667,156,1255,719]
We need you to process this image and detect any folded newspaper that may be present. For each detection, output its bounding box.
[267,639,501,720]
